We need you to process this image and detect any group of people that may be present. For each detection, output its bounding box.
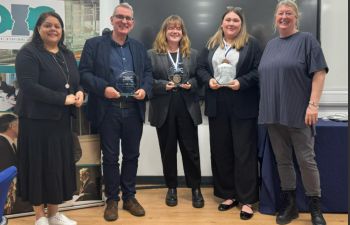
[9,0,328,225]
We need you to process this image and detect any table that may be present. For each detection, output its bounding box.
[258,119,348,214]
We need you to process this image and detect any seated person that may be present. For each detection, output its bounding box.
[76,168,99,201]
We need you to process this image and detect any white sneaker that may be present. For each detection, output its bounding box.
[35,217,49,225]
[48,213,77,225]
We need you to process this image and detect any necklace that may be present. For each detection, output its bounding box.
[51,51,70,89]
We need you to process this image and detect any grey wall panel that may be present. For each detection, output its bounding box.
[122,0,319,50]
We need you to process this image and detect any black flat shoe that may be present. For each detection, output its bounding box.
[218,199,239,211]
[240,205,254,220]
[165,188,177,207]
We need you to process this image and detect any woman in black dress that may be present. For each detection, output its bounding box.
[15,12,83,225]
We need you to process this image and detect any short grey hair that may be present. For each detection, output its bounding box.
[112,2,134,16]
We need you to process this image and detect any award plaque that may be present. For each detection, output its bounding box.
[168,66,184,87]
[115,71,137,97]
[215,61,235,85]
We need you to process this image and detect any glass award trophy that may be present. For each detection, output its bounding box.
[168,65,184,87]
[215,59,235,85]
[115,71,138,97]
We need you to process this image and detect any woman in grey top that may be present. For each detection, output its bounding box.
[258,1,328,225]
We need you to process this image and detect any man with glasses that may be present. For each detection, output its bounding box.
[79,2,152,221]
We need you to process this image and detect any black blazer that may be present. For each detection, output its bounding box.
[0,136,17,171]
[197,37,261,119]
[79,34,153,127]
[15,42,81,120]
[148,49,202,127]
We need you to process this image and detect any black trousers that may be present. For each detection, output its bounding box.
[156,93,201,188]
[209,100,258,204]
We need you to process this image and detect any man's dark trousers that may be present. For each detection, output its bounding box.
[99,102,143,202]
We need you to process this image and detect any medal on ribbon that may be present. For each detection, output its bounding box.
[167,49,184,86]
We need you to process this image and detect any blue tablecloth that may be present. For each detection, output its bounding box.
[258,119,348,214]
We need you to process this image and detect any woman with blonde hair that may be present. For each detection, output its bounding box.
[197,7,261,220]
[259,1,328,224]
[148,15,204,208]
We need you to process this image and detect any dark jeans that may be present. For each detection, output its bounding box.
[99,103,143,201]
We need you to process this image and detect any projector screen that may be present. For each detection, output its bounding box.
[121,0,319,51]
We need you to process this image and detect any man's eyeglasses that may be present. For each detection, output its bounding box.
[113,14,134,21]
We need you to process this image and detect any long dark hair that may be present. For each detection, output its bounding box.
[31,11,67,52]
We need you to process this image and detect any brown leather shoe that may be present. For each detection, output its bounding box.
[104,199,118,221]
[123,198,145,217]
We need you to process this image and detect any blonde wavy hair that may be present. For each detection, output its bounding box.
[152,15,191,58]
[207,6,249,50]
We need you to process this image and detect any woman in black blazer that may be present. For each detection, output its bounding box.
[197,7,261,220]
[148,15,203,208]
[15,12,83,225]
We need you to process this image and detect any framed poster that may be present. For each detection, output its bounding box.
[0,73,17,112]
[3,135,103,218]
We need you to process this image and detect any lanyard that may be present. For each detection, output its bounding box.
[223,39,233,58]
[167,48,180,70]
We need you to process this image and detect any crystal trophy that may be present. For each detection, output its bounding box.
[215,59,235,85]
[115,71,137,97]
[168,64,185,87]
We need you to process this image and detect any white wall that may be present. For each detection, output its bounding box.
[318,0,348,117]
[321,0,348,91]
[99,1,119,34]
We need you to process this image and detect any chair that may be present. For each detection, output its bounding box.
[0,166,17,225]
